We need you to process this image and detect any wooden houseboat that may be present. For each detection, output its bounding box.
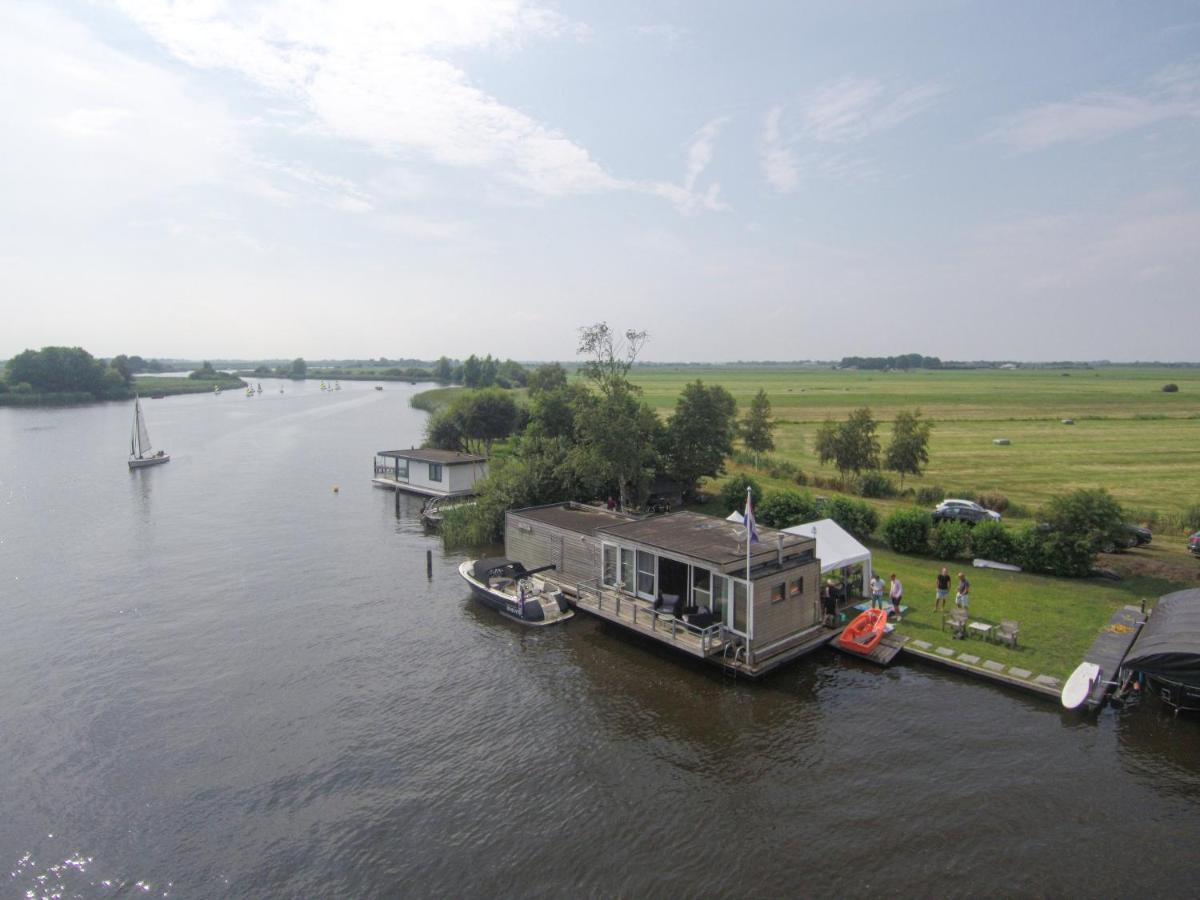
[372,448,488,498]
[505,503,828,677]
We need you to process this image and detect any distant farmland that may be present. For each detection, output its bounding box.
[630,366,1200,520]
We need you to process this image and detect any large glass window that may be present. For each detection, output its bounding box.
[692,568,711,610]
[396,459,408,479]
[732,581,748,633]
[428,462,443,482]
[602,544,618,587]
[636,550,656,599]
[712,575,728,622]
[619,548,634,593]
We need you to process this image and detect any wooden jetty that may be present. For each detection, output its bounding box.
[827,629,908,665]
[1082,604,1147,710]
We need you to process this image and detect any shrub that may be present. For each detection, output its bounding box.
[975,491,1009,513]
[12,382,33,395]
[970,520,1016,563]
[1015,524,1094,577]
[792,470,808,487]
[721,474,764,516]
[930,521,971,559]
[756,489,819,529]
[823,496,879,541]
[915,485,945,505]
[1162,383,1179,393]
[857,471,897,498]
[765,457,798,480]
[882,508,932,554]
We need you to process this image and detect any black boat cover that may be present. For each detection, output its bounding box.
[472,558,528,581]
[1123,589,1200,687]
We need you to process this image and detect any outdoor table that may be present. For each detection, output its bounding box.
[966,621,994,642]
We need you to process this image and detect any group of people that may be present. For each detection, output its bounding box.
[862,567,972,621]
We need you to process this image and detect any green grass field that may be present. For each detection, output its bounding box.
[631,366,1200,520]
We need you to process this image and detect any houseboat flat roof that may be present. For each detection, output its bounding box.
[376,449,487,464]
[510,502,637,534]
[597,510,813,567]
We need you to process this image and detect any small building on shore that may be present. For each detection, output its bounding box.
[505,502,825,677]
[372,448,487,497]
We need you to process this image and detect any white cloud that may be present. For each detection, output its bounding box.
[992,63,1200,151]
[760,77,942,193]
[648,117,731,214]
[114,0,619,197]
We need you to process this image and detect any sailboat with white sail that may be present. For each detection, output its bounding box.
[128,395,170,469]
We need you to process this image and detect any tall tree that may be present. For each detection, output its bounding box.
[461,354,483,388]
[289,357,307,378]
[527,362,568,395]
[569,389,662,510]
[577,322,648,397]
[815,407,880,486]
[740,389,776,467]
[432,356,453,382]
[885,409,933,487]
[666,381,738,496]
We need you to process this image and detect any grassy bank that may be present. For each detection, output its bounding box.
[633,365,1200,522]
[133,375,246,396]
[410,386,464,413]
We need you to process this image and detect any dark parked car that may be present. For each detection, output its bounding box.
[931,499,1002,525]
[1190,532,1200,556]
[1099,524,1152,553]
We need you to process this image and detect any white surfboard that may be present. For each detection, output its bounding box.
[1061,661,1101,709]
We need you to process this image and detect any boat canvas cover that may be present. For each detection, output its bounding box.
[472,558,527,581]
[1123,589,1200,687]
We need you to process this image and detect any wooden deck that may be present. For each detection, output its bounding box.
[565,581,835,678]
[828,630,908,665]
[1082,604,1146,710]
[569,586,725,659]
[370,477,475,498]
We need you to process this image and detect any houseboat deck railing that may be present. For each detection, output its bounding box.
[574,578,725,655]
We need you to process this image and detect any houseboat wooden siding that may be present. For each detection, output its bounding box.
[505,504,637,588]
[749,566,822,647]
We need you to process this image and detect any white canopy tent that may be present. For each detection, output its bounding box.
[782,518,873,595]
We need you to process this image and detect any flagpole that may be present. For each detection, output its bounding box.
[745,485,752,582]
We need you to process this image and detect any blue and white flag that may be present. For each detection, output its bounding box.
[744,490,760,544]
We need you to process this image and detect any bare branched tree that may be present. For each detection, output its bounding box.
[577,322,648,396]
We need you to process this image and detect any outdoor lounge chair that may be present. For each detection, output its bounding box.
[996,619,1020,648]
[943,609,968,639]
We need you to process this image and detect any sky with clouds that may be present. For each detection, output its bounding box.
[3,0,1198,362]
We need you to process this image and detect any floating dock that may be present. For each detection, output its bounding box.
[1082,605,1146,710]
[827,629,908,665]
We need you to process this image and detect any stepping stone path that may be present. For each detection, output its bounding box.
[982,660,1006,673]
[957,653,981,664]
[935,646,955,658]
[912,640,932,650]
[1008,667,1032,679]
[1034,674,1060,688]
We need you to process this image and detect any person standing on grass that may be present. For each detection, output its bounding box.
[956,572,971,610]
[935,567,951,611]
[889,574,903,618]
[869,574,884,610]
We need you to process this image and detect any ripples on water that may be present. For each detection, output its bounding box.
[1,380,1198,897]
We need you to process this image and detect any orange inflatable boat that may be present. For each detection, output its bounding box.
[838,608,888,655]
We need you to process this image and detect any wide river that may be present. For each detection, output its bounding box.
[1,379,1197,897]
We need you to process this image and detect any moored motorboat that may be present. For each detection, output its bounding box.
[458,558,573,625]
[838,608,888,655]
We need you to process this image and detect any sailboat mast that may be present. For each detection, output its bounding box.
[131,397,141,457]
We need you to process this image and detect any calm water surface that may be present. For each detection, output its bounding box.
[2,380,1198,898]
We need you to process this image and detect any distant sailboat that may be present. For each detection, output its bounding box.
[257,383,263,394]
[334,381,341,391]
[213,384,221,395]
[128,396,169,468]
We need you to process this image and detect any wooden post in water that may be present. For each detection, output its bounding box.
[426,549,433,579]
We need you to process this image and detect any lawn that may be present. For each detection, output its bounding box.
[868,546,1177,681]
